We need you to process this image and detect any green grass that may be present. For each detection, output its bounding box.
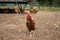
[31,6,60,11]
[0,5,60,11]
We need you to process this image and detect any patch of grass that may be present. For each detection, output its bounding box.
[30,6,60,11]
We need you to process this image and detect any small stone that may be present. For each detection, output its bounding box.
[19,30,21,33]
[54,23,59,27]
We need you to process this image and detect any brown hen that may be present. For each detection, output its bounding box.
[25,12,35,32]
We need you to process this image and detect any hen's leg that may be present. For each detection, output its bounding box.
[29,30,35,37]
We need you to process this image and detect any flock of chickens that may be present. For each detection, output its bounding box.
[15,7,39,14]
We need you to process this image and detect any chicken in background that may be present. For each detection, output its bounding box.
[19,7,25,13]
[30,9,38,13]
[14,8,19,14]
[30,6,39,13]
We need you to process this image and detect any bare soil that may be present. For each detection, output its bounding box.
[0,11,60,40]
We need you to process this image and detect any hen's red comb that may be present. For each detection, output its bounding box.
[25,12,31,19]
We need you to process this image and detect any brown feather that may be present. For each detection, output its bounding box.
[26,19,35,32]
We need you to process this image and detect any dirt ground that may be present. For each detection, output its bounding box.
[0,11,60,40]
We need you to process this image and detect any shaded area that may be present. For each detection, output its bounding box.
[0,8,16,13]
